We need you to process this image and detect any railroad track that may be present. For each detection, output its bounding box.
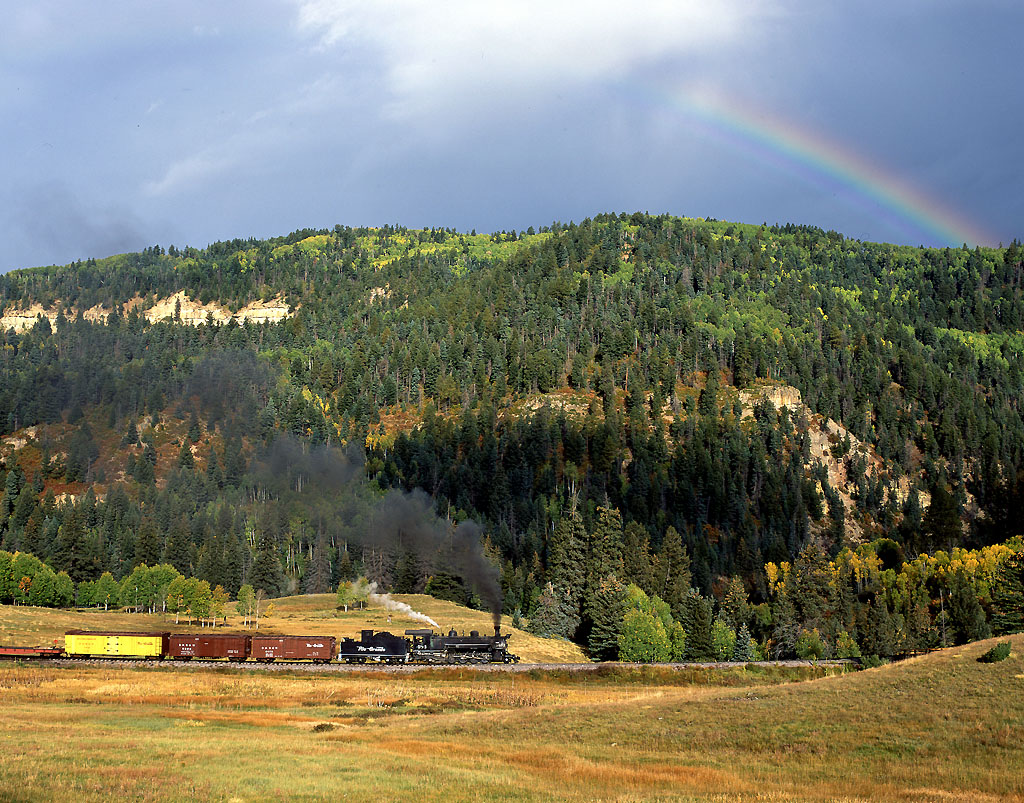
[13,658,858,673]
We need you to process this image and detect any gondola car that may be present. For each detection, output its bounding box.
[64,630,169,659]
[0,644,64,660]
[337,629,408,663]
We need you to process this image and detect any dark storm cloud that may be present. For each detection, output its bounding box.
[4,183,152,270]
[1,0,1020,273]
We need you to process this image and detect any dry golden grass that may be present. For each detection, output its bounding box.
[0,633,1021,801]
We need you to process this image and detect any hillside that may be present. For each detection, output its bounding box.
[1,214,1023,663]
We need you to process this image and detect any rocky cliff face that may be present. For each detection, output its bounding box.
[0,292,294,332]
[738,382,919,544]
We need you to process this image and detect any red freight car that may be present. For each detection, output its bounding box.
[250,635,336,662]
[167,634,251,660]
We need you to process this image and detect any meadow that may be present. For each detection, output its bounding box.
[1,602,1022,801]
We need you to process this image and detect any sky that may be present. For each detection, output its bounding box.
[2,0,1021,273]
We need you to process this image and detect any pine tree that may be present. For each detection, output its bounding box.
[622,521,653,593]
[206,445,224,489]
[177,440,194,470]
[721,575,750,631]
[162,518,193,577]
[657,525,690,620]
[863,597,897,657]
[222,532,244,596]
[547,508,586,628]
[528,581,579,638]
[51,512,91,583]
[337,546,354,583]
[134,521,162,567]
[733,623,755,662]
[587,576,626,661]
[789,538,833,630]
[250,535,282,598]
[947,568,990,644]
[698,368,719,416]
[393,549,421,593]
[682,589,715,660]
[990,550,1024,635]
[923,482,962,553]
[303,532,332,594]
[587,507,624,590]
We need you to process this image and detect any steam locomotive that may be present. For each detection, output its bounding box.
[0,625,519,665]
[339,626,519,664]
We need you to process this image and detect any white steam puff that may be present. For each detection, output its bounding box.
[368,583,440,628]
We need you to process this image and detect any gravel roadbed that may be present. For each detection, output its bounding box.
[37,658,856,673]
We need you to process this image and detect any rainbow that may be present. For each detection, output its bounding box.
[629,82,994,248]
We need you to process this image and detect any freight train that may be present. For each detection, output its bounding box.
[0,625,519,665]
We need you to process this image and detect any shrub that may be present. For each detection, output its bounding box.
[977,642,1012,663]
[795,628,826,660]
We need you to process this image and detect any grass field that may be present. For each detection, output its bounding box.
[1,604,1022,801]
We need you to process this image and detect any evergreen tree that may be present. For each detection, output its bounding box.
[733,623,755,662]
[206,445,224,489]
[720,575,751,631]
[947,568,990,644]
[162,518,193,577]
[134,521,162,567]
[923,483,962,553]
[587,576,626,661]
[337,546,354,583]
[303,532,332,594]
[547,508,586,630]
[250,534,282,598]
[657,525,690,620]
[221,532,244,596]
[622,521,653,593]
[682,589,715,660]
[393,549,421,593]
[529,581,579,638]
[51,512,91,583]
[177,440,194,470]
[990,550,1024,635]
[863,598,897,658]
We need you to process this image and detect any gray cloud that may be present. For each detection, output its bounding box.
[3,183,153,270]
[1,0,1020,272]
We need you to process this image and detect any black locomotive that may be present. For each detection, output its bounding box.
[337,629,409,663]
[338,625,519,664]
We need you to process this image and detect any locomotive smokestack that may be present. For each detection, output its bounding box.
[494,622,501,638]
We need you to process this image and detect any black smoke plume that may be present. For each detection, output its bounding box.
[247,435,502,624]
[366,488,503,627]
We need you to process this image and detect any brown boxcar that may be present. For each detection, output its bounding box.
[250,635,336,662]
[167,634,250,660]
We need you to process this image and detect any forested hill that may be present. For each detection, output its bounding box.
[1,213,1023,659]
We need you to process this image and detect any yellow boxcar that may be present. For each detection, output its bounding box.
[64,631,169,659]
